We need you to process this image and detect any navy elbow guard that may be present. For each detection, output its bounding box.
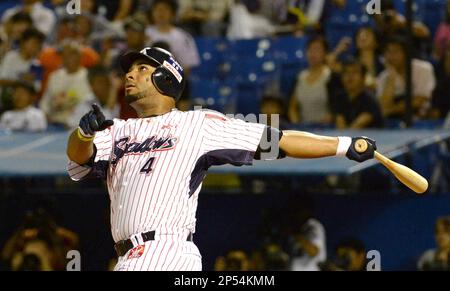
[254,126,286,160]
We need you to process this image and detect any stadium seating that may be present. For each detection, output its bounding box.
[0,0,17,13]
[191,37,230,79]
[190,77,237,112]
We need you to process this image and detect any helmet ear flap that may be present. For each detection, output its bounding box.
[151,66,179,99]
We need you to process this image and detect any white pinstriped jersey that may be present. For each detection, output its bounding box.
[68,109,265,243]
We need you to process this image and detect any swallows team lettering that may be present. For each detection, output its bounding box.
[111,135,178,165]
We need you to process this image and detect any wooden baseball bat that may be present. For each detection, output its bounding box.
[354,139,428,194]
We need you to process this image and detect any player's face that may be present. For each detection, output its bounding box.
[125,61,156,97]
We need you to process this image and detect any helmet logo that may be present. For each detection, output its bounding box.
[163,60,183,83]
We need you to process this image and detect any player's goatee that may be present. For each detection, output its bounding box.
[125,91,147,104]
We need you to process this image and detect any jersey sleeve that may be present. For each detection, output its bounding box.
[67,125,114,181]
[201,111,265,166]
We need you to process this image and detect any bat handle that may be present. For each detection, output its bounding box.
[374,151,391,166]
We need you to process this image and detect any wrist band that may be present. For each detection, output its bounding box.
[77,127,95,142]
[336,136,352,157]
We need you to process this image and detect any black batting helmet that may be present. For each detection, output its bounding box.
[120,47,185,101]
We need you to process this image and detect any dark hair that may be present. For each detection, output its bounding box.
[336,238,366,254]
[88,66,110,82]
[435,216,450,233]
[380,0,395,12]
[9,11,32,24]
[342,57,368,76]
[261,95,284,108]
[382,35,408,55]
[306,35,329,52]
[240,0,261,14]
[151,0,178,14]
[13,81,36,95]
[20,28,45,44]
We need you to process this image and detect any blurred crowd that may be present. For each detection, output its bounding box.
[0,208,79,271]
[2,196,449,271]
[0,0,448,133]
[212,195,369,271]
[213,195,450,271]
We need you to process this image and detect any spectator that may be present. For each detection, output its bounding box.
[224,250,250,271]
[69,66,120,127]
[0,28,45,87]
[96,0,138,22]
[327,27,382,87]
[38,39,100,94]
[0,12,33,57]
[288,35,333,125]
[227,0,276,40]
[284,195,326,271]
[377,36,436,119]
[430,49,450,119]
[1,208,79,271]
[111,17,149,71]
[320,238,367,271]
[1,0,56,37]
[39,41,94,128]
[49,16,77,45]
[0,81,46,132]
[355,26,383,89]
[0,27,44,109]
[145,0,201,70]
[259,95,290,130]
[418,216,450,271]
[262,243,290,271]
[433,0,450,60]
[333,59,384,129]
[373,0,430,55]
[177,0,233,37]
[72,13,118,48]
[259,0,347,35]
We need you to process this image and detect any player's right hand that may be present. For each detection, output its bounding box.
[78,104,114,137]
[346,136,377,163]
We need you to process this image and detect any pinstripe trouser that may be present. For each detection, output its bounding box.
[114,239,202,271]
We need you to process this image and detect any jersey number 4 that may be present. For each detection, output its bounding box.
[140,157,156,174]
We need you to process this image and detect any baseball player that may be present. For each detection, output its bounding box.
[66,47,376,271]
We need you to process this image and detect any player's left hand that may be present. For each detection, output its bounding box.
[79,104,114,137]
[346,137,377,162]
